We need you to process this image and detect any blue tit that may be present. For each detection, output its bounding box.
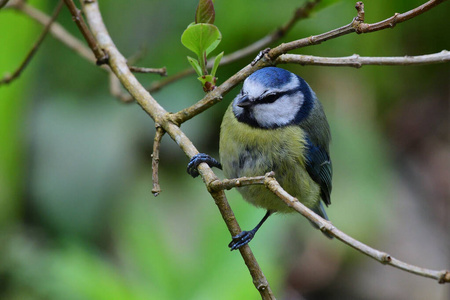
[188,67,332,250]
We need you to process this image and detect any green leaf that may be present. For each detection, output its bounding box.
[195,0,215,24]
[181,23,221,58]
[187,56,203,76]
[205,29,221,56]
[210,51,223,77]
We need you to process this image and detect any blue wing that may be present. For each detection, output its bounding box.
[304,137,332,207]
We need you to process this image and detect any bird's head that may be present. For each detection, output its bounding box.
[232,67,315,129]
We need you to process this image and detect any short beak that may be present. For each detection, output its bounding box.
[236,95,252,108]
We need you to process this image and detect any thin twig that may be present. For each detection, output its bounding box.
[147,68,195,93]
[151,125,165,196]
[80,2,275,298]
[63,0,108,65]
[0,0,64,85]
[276,51,450,67]
[267,21,357,59]
[129,65,167,76]
[355,1,365,22]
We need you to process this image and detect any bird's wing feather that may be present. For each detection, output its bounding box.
[304,137,332,206]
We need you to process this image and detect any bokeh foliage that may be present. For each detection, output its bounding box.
[0,0,449,299]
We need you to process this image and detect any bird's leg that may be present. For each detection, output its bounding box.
[187,153,222,178]
[228,210,273,251]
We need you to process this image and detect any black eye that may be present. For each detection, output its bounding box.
[261,93,279,104]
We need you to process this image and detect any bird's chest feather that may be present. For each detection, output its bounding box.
[220,110,307,181]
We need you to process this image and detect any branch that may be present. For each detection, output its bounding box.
[210,172,450,284]
[151,125,164,196]
[108,73,134,103]
[62,0,108,65]
[209,175,266,192]
[0,0,64,85]
[276,50,450,67]
[80,1,275,298]
[128,65,167,76]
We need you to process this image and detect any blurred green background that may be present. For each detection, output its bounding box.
[0,0,449,299]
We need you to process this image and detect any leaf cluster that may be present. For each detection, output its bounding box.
[181,0,223,92]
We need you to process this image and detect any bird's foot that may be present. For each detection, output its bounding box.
[187,153,222,178]
[228,230,256,251]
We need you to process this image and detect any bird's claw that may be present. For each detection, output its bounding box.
[187,153,222,178]
[228,230,255,251]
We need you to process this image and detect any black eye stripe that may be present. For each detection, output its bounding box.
[258,87,301,104]
[260,93,279,104]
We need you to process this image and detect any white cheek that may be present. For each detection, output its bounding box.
[254,93,304,127]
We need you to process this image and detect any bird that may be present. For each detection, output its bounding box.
[187,67,333,250]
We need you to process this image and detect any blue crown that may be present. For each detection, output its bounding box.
[247,67,293,88]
